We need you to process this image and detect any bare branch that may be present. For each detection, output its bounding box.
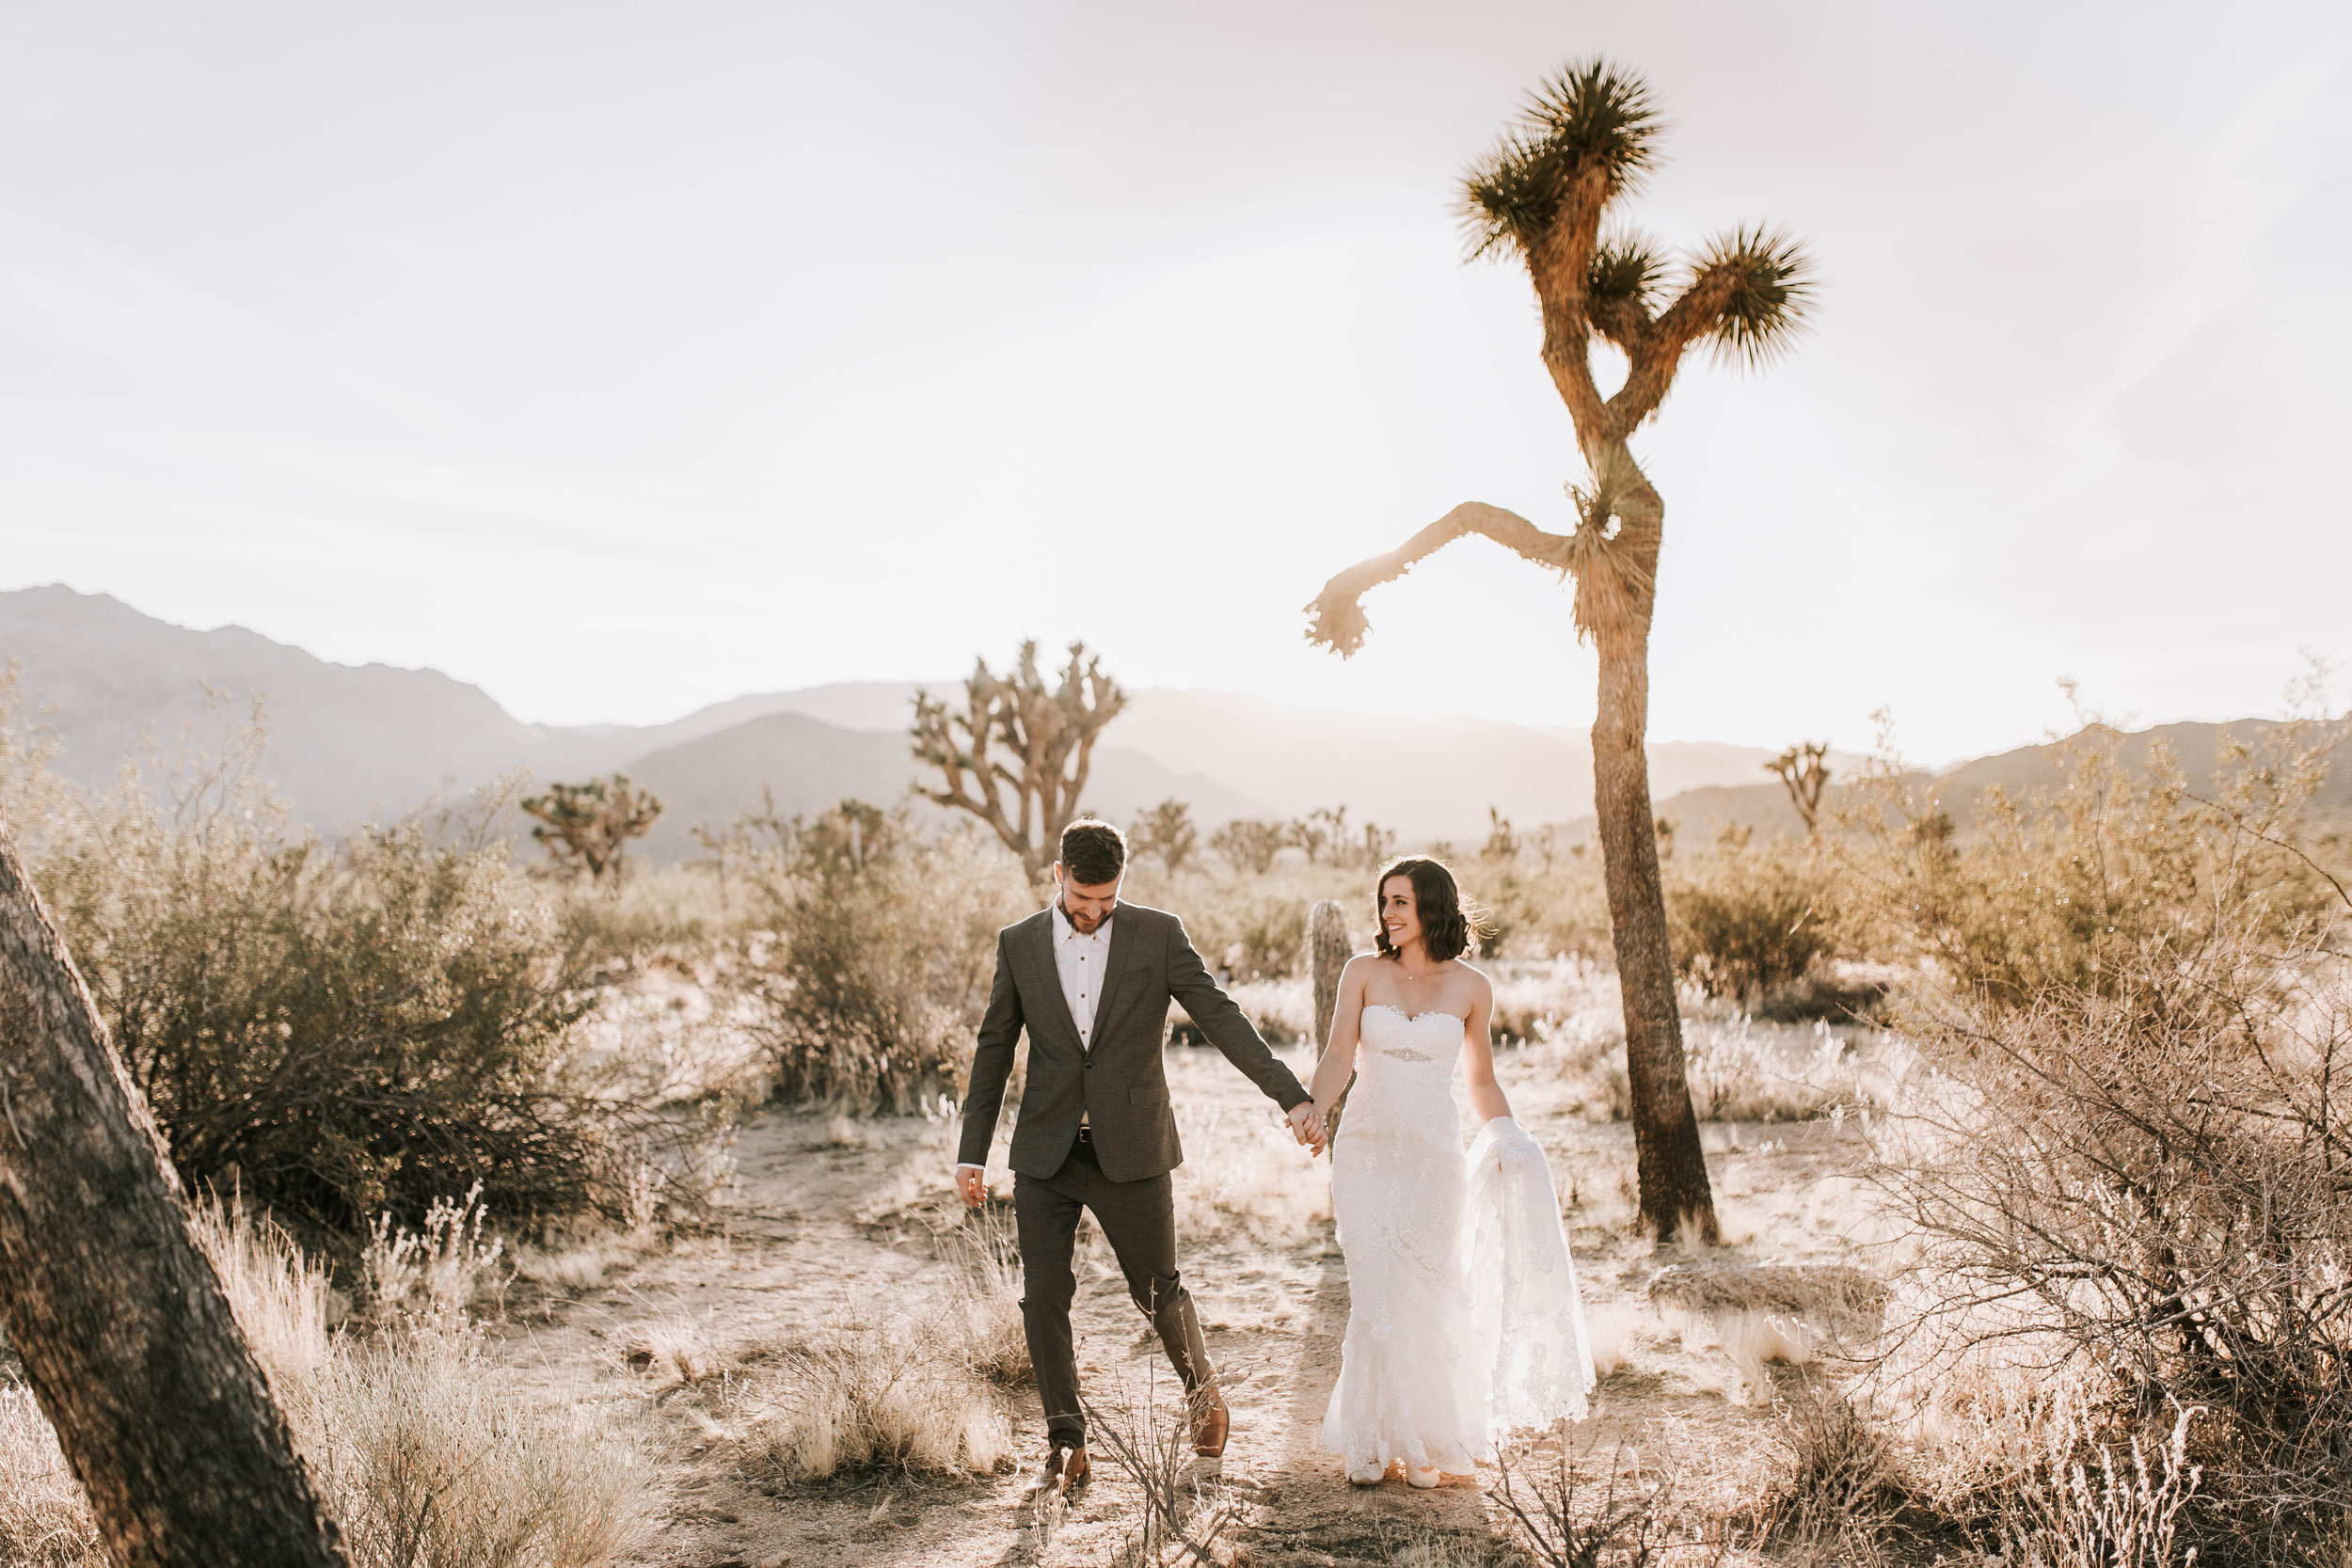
[1303,502,1572,657]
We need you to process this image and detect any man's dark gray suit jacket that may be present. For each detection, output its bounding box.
[957,903,1311,1184]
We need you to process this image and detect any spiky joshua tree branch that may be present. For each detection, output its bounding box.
[911,641,1127,881]
[1303,58,1817,1242]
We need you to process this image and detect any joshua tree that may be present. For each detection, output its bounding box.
[1305,59,1816,1241]
[520,774,663,886]
[1766,741,1832,834]
[1210,818,1288,877]
[912,641,1125,881]
[1305,805,1351,864]
[1130,798,1200,874]
[1482,806,1522,865]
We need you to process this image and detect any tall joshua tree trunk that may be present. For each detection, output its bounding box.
[1307,60,1814,1241]
[0,825,347,1568]
[1581,459,1711,1227]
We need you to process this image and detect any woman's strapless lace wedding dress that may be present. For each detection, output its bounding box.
[1321,1003,1595,1480]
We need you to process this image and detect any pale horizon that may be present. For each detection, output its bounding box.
[5,1,2347,768]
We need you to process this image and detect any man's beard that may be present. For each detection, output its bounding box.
[1060,893,1111,934]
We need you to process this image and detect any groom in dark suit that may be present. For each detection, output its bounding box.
[955,818,1316,1492]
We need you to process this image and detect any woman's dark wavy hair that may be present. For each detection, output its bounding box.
[1372,856,1485,964]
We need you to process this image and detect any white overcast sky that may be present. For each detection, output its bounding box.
[3,0,2346,765]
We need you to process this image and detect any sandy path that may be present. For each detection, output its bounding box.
[480,1044,1871,1567]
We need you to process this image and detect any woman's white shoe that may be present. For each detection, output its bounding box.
[1347,1462,1387,1485]
[1407,1466,1441,1490]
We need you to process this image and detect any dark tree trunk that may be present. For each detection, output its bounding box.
[0,826,348,1568]
[1585,481,1719,1244]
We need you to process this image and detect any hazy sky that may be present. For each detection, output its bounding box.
[3,0,2346,764]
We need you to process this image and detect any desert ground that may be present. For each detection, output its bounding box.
[483,974,1888,1568]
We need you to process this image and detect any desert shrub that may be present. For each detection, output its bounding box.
[1836,718,2342,1013]
[16,722,657,1243]
[1667,836,1839,1006]
[1135,878,1316,985]
[1862,718,2352,1561]
[1907,1368,2206,1568]
[1224,897,1305,982]
[1490,1432,1678,1568]
[554,863,724,974]
[1759,1383,1911,1561]
[360,1183,508,1324]
[1080,1357,1244,1568]
[744,804,1028,1113]
[1488,850,1613,961]
[1221,976,1312,1045]
[1152,878,1321,984]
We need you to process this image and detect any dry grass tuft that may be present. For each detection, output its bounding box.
[1582,1304,1644,1381]
[1645,1259,1888,1339]
[940,1211,1031,1388]
[186,1195,342,1390]
[623,1318,723,1388]
[733,1321,1012,1482]
[1373,1525,1528,1568]
[0,1386,101,1568]
[516,1227,646,1292]
[1714,1310,1817,1402]
[0,1194,655,1568]
[314,1327,656,1568]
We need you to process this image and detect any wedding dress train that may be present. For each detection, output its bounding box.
[1320,1003,1594,1478]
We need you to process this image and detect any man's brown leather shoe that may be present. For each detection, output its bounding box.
[1190,1390,1230,1459]
[1042,1441,1089,1493]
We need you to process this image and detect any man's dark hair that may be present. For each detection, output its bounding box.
[1372,856,1483,964]
[1058,818,1128,885]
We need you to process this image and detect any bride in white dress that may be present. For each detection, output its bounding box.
[1301,857,1595,1488]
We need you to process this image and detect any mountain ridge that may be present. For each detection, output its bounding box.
[12,583,2327,859]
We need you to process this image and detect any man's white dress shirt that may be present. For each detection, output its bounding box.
[956,902,1113,1177]
[1052,900,1112,1055]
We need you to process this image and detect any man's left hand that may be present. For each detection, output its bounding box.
[1286,1101,1320,1151]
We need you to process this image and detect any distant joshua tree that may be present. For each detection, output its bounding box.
[1210,819,1288,877]
[1766,741,1832,835]
[1292,804,1355,865]
[1482,806,1521,865]
[1130,799,1200,874]
[1304,59,1813,1243]
[911,641,1125,881]
[521,774,663,886]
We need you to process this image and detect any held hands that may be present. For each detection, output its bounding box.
[1288,1101,1329,1156]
